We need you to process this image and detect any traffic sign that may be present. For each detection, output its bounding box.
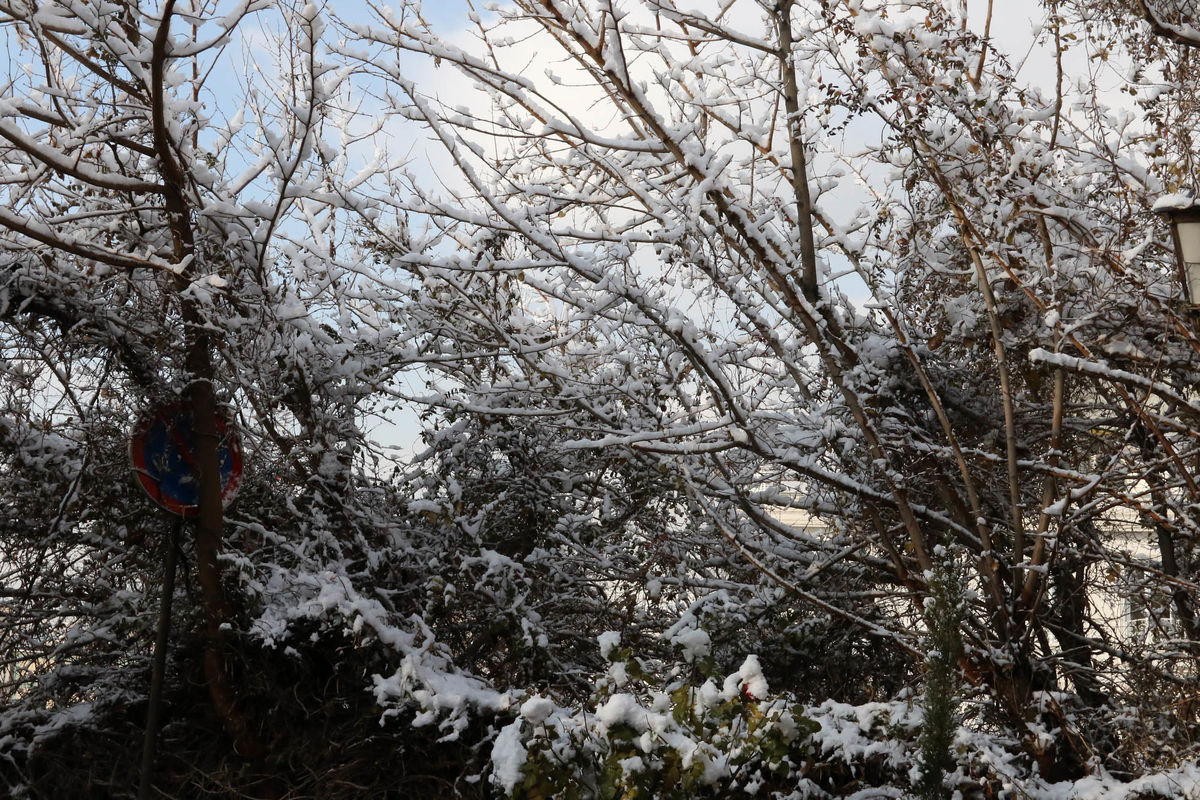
[130,402,243,517]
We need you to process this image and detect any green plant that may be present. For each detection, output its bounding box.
[917,547,965,800]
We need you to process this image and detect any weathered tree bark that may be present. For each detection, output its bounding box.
[151,0,261,759]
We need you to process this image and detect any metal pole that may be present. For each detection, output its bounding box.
[139,516,181,800]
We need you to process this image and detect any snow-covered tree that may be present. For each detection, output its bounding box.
[5,0,1200,797]
[0,2,781,795]
[351,0,1200,786]
[0,0,513,794]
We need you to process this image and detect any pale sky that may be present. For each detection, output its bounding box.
[209,0,1138,459]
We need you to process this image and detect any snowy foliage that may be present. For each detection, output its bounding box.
[2,0,1200,797]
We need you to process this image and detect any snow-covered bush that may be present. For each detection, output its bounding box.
[6,0,1200,796]
[492,641,821,799]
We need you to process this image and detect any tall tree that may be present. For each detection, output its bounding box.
[0,0,495,793]
[5,0,1200,797]
[352,0,1200,780]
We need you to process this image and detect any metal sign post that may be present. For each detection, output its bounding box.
[130,402,243,799]
[138,517,180,800]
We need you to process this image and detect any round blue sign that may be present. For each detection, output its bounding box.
[130,402,243,517]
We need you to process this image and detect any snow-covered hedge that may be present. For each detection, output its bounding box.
[470,636,1200,799]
